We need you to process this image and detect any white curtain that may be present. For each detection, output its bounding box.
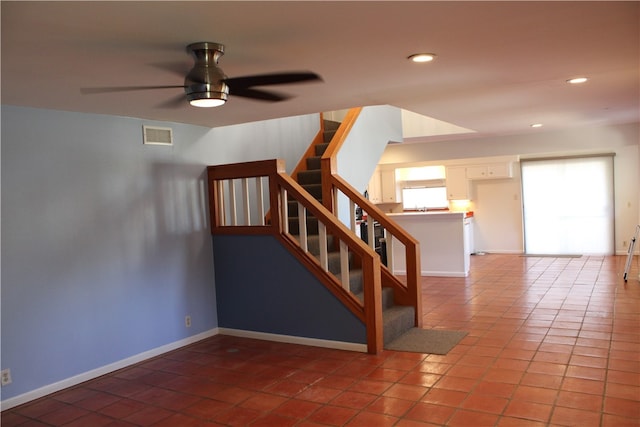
[521,155,614,255]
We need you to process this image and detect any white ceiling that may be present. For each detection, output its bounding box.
[2,1,638,141]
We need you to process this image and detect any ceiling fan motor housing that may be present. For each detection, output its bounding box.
[185,42,229,103]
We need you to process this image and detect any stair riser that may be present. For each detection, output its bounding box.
[297,234,334,251]
[323,120,340,132]
[315,143,330,156]
[301,184,323,200]
[306,157,321,170]
[383,306,416,346]
[297,170,322,185]
[326,251,353,275]
[288,201,324,216]
[288,218,319,235]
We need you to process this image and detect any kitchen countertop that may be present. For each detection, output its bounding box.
[387,211,472,218]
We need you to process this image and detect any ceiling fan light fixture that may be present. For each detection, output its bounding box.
[186,84,229,107]
[408,53,436,63]
[189,96,226,108]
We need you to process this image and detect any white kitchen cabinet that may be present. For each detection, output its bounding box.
[367,168,382,203]
[446,166,471,200]
[380,169,402,203]
[466,163,513,179]
[368,168,401,204]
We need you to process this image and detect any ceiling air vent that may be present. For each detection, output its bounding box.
[143,125,173,146]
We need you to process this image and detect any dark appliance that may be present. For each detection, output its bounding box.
[360,220,387,266]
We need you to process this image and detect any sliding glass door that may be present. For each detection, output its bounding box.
[521,155,615,255]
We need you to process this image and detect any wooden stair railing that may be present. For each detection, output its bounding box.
[321,108,423,328]
[207,159,384,354]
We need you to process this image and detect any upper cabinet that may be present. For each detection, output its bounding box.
[368,168,402,204]
[466,163,513,179]
[446,166,471,200]
[446,161,514,200]
[380,169,402,203]
[367,168,382,203]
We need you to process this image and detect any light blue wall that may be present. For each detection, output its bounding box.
[1,105,319,401]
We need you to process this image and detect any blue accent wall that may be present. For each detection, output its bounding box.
[1,105,319,402]
[213,234,366,343]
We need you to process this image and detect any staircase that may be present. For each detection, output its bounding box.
[291,120,415,346]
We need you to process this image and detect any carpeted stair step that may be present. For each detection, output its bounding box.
[302,234,336,256]
[301,183,323,200]
[306,156,322,170]
[347,269,364,294]
[297,169,322,185]
[324,119,340,132]
[288,216,319,235]
[287,200,323,216]
[326,251,354,275]
[355,286,394,308]
[315,143,330,156]
[323,120,340,143]
[383,305,416,346]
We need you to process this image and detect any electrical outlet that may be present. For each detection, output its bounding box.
[623,241,628,248]
[1,369,12,386]
[185,315,191,328]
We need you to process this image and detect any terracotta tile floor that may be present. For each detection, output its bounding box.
[3,254,639,426]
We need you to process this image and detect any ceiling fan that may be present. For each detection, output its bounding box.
[81,42,322,107]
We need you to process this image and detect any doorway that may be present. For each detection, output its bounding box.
[521,155,615,255]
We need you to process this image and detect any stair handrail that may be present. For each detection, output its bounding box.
[320,107,362,209]
[320,108,423,327]
[326,174,423,327]
[207,159,384,353]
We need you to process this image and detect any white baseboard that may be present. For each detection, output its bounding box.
[1,328,220,411]
[617,249,639,256]
[422,270,469,277]
[392,269,469,278]
[218,328,368,353]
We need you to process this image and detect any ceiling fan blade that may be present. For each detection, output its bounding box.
[155,93,188,109]
[224,72,322,89]
[80,85,186,94]
[229,87,290,102]
[150,61,192,79]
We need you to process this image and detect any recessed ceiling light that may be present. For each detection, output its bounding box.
[530,123,543,128]
[567,77,588,84]
[408,53,436,63]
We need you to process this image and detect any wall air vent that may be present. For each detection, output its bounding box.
[143,125,173,146]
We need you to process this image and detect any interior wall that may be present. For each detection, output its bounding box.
[0,105,319,404]
[380,122,639,255]
[337,105,403,192]
[214,235,366,343]
[333,105,403,225]
[470,169,524,254]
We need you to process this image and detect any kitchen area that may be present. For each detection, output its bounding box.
[365,156,519,277]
